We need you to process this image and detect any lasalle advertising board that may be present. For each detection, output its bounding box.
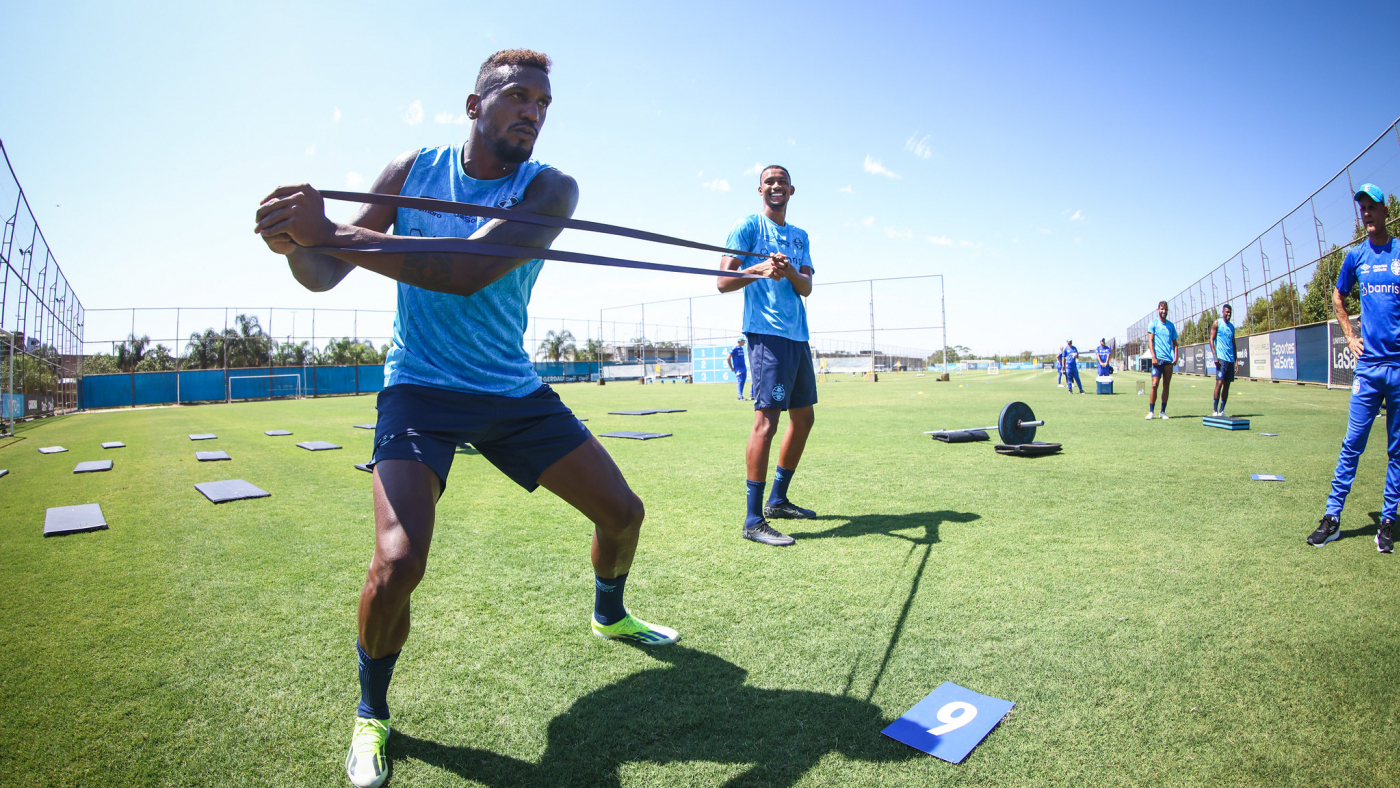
[1330,317,1361,388]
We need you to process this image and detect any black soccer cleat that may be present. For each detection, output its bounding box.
[763,501,817,520]
[1307,515,1341,547]
[1378,518,1394,554]
[742,519,795,546]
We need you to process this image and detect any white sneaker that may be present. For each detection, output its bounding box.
[1145,412,1155,420]
[1160,413,1170,420]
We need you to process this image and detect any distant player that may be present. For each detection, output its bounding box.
[253,50,678,788]
[1145,301,1178,419]
[1096,338,1112,376]
[726,337,748,400]
[1055,349,1064,386]
[1209,304,1235,417]
[1309,183,1400,553]
[1063,339,1084,393]
[718,165,817,547]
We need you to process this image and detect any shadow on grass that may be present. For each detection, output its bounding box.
[787,510,980,544]
[393,645,915,788]
[454,444,481,456]
[1337,512,1384,542]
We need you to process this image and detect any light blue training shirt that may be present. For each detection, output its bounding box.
[725,214,813,342]
[1337,238,1400,367]
[1148,317,1177,362]
[1214,318,1236,363]
[383,144,551,397]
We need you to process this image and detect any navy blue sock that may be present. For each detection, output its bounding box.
[768,465,794,506]
[1213,397,1219,412]
[746,480,766,527]
[593,572,628,625]
[356,641,399,720]
[1149,402,1155,413]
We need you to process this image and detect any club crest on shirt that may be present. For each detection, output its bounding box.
[772,383,787,402]
[497,195,520,208]
[793,238,805,252]
[1391,259,1400,275]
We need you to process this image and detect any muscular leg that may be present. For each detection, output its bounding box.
[746,408,782,482]
[538,436,645,580]
[1149,373,1162,408]
[776,406,815,470]
[1159,366,1173,410]
[358,459,441,659]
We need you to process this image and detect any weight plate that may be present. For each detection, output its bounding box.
[998,401,1037,445]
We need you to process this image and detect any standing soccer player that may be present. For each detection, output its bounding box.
[718,165,817,547]
[1309,183,1400,553]
[1063,339,1084,393]
[1145,301,1178,419]
[1055,348,1065,387]
[254,50,678,788]
[727,337,748,400]
[1209,304,1236,417]
[1096,338,1112,376]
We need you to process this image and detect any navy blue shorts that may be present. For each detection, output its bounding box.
[1215,361,1236,382]
[371,383,590,492]
[1151,361,1174,378]
[746,332,818,410]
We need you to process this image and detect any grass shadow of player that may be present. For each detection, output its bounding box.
[785,510,981,545]
[1337,511,1384,542]
[392,644,916,788]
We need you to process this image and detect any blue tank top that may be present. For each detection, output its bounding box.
[383,144,552,397]
[1214,318,1236,362]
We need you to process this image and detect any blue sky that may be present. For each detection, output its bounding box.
[3,0,1398,357]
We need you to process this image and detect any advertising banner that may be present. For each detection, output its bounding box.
[1270,328,1298,381]
[1249,335,1272,379]
[1193,344,1206,374]
[1296,324,1328,383]
[1329,317,1361,388]
[1234,336,1249,378]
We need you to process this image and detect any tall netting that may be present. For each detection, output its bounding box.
[1126,117,1400,358]
[1,140,84,431]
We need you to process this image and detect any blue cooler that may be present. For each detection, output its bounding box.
[1096,375,1113,395]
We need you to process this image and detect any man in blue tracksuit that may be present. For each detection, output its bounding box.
[1208,304,1236,417]
[1310,183,1400,553]
[1055,351,1064,386]
[726,338,748,401]
[1096,338,1112,376]
[1063,340,1084,393]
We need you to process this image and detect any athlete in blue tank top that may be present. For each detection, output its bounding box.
[1145,301,1178,419]
[718,165,818,547]
[1312,183,1400,553]
[1208,304,1236,416]
[253,49,677,788]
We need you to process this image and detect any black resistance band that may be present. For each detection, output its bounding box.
[307,190,766,279]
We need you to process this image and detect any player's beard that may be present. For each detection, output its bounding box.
[486,123,536,165]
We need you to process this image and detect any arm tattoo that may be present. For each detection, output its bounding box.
[401,252,454,290]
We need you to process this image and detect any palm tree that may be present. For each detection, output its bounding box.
[183,328,224,369]
[115,334,150,372]
[135,344,176,372]
[537,329,576,362]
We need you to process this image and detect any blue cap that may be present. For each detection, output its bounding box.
[1355,183,1385,204]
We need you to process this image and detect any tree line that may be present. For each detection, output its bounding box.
[83,313,390,375]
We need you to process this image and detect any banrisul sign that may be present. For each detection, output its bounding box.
[1329,317,1361,389]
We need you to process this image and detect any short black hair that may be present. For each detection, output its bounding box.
[475,49,552,97]
[760,165,791,183]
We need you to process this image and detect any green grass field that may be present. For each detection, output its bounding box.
[1,370,1396,787]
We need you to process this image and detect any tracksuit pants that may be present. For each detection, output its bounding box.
[736,369,747,399]
[1065,364,1083,392]
[1326,364,1400,520]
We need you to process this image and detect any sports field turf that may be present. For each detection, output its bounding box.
[1,370,1395,787]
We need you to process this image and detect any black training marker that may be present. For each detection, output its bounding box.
[73,460,113,474]
[189,434,217,441]
[101,441,125,449]
[44,503,108,537]
[196,451,232,462]
[38,446,67,454]
[297,441,342,451]
[265,430,292,436]
[194,479,270,504]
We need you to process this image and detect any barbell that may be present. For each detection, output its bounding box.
[925,401,1044,445]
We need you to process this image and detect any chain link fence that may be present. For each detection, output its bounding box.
[1127,116,1400,357]
[1,139,84,431]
